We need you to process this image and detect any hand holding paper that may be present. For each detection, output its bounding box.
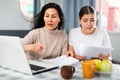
[78,45,113,59]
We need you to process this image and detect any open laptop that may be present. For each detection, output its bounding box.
[0,35,58,75]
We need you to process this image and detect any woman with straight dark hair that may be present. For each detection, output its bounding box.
[22,3,67,60]
[66,6,112,60]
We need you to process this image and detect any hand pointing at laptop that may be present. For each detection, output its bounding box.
[23,42,44,54]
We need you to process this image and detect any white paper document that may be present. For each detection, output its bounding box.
[37,55,79,67]
[78,46,113,59]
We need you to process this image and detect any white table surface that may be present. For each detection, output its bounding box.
[0,63,120,80]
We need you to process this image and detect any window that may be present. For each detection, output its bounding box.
[96,0,120,32]
[19,0,34,21]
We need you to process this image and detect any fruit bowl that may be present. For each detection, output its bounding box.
[95,70,112,76]
[95,70,112,74]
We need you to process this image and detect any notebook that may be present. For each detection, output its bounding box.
[0,35,59,75]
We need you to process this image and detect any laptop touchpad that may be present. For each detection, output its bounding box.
[30,64,45,71]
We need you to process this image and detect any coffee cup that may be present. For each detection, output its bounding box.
[60,65,75,79]
[81,60,96,79]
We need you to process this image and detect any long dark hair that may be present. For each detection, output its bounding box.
[79,6,96,20]
[32,3,65,30]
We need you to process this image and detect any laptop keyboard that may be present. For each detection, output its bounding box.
[29,64,45,71]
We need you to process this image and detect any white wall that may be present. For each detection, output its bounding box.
[0,0,31,30]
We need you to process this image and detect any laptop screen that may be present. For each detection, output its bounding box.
[0,35,33,75]
[0,35,58,75]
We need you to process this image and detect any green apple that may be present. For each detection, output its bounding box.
[96,60,112,72]
[91,59,101,71]
[91,59,101,65]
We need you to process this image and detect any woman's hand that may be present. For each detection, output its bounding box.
[23,42,44,54]
[66,50,86,60]
[98,53,110,60]
[66,50,74,57]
